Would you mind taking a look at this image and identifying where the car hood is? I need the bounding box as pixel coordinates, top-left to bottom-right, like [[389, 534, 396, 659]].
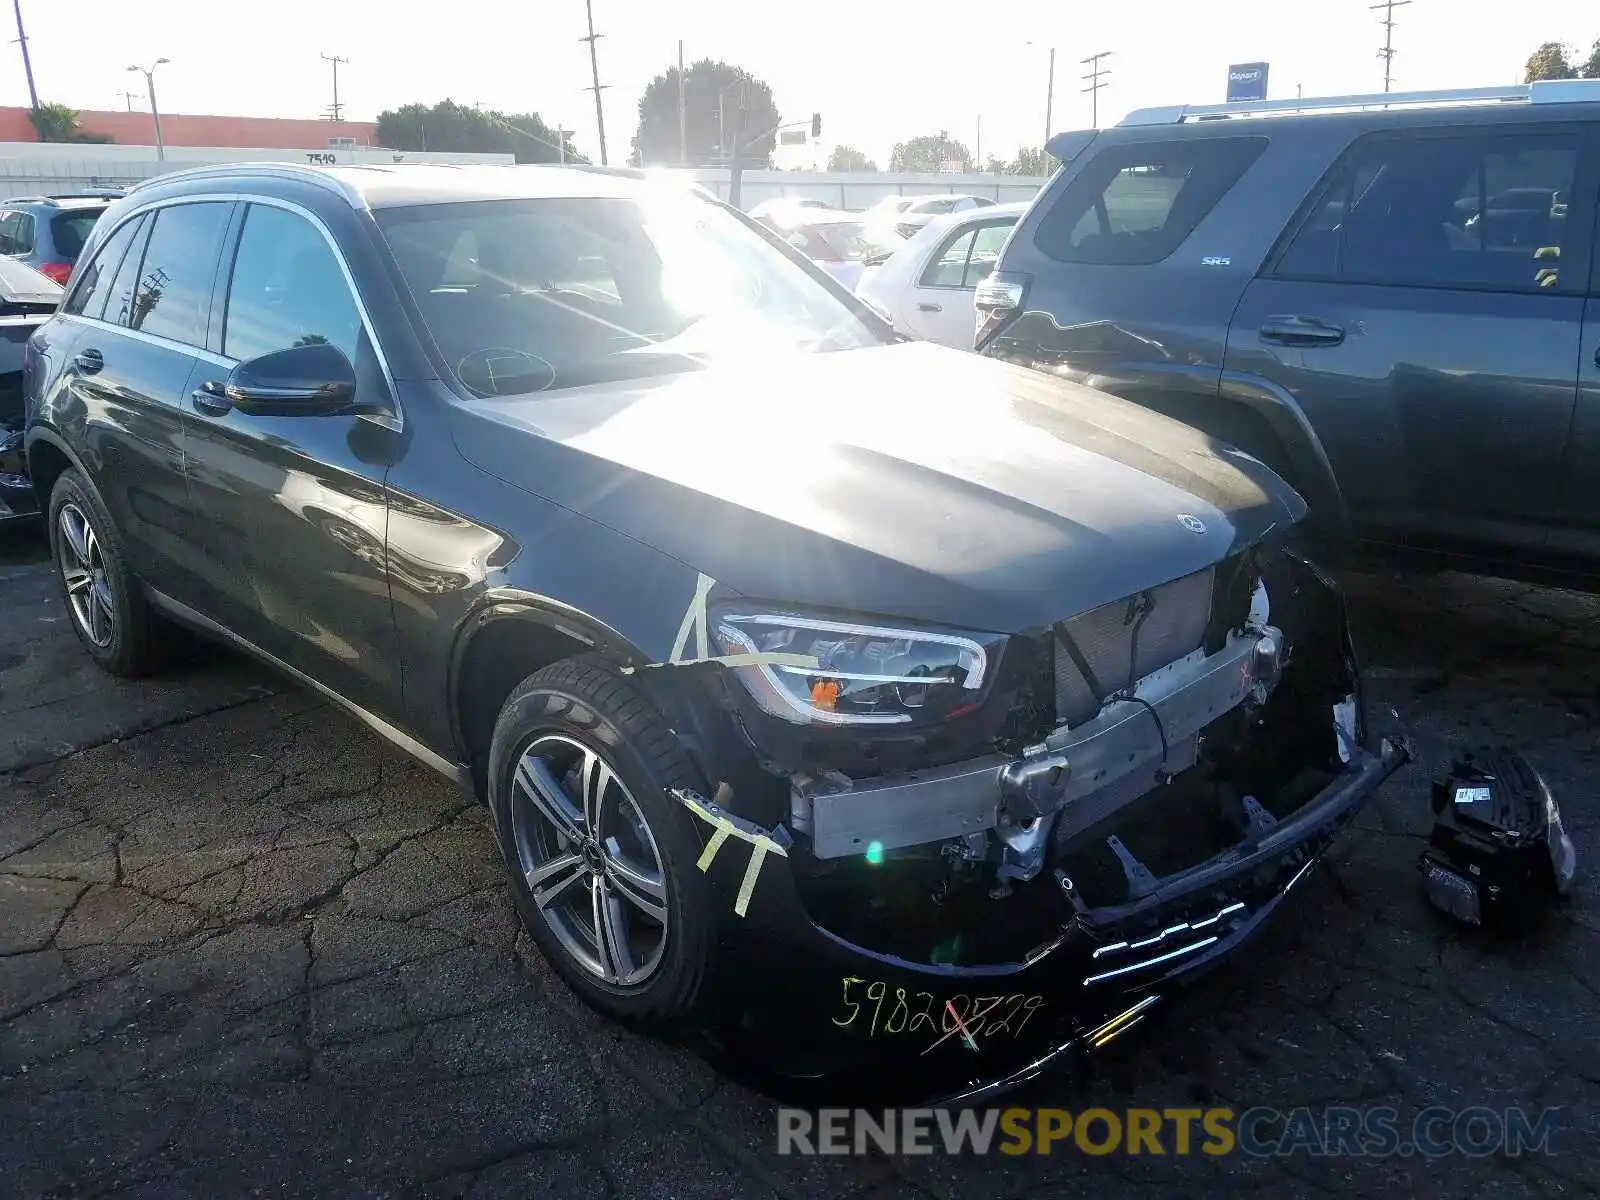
[[451, 341, 1305, 633]]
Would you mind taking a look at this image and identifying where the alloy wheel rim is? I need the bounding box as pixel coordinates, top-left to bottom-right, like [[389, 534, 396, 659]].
[[510, 733, 670, 987], [57, 502, 114, 648]]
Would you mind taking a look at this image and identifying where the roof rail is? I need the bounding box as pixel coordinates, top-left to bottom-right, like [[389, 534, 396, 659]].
[[1119, 79, 1600, 126], [127, 162, 368, 209]]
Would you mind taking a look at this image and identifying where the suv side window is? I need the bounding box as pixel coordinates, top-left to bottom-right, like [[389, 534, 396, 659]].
[[1034, 137, 1268, 265], [920, 221, 1014, 289], [104, 215, 155, 327], [9, 212, 34, 255], [1272, 129, 1582, 293], [0, 211, 22, 255], [62, 214, 145, 318], [126, 202, 232, 347], [222, 204, 363, 364]]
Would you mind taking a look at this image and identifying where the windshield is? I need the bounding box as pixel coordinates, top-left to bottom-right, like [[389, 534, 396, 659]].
[[378, 193, 883, 398]]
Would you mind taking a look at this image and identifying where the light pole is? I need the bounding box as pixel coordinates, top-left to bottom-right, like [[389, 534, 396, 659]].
[[1026, 42, 1057, 151], [127, 58, 169, 162]]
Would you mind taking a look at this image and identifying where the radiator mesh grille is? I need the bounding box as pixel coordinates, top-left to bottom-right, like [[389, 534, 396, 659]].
[[1053, 567, 1215, 728]]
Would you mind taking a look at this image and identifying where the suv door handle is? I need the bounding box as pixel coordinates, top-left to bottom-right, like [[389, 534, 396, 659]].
[[72, 348, 103, 374], [1260, 316, 1345, 347], [916, 302, 943, 313], [191, 380, 232, 417]]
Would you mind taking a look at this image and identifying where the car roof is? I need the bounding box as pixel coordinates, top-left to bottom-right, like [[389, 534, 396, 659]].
[[127, 162, 693, 213], [0, 195, 116, 210]]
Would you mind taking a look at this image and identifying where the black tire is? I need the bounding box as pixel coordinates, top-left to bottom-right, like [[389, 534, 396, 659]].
[[487, 656, 715, 1026], [47, 468, 175, 678]]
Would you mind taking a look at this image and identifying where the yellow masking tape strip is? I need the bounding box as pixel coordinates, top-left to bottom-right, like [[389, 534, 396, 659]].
[[734, 840, 769, 918], [696, 823, 731, 872], [676, 787, 788, 919]]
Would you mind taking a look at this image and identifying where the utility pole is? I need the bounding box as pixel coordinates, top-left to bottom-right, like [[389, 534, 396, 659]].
[[120, 90, 142, 112], [1044, 47, 1055, 148], [10, 0, 36, 111], [1081, 51, 1112, 129], [677, 40, 688, 166], [975, 114, 982, 171], [1372, 0, 1411, 93], [321, 53, 349, 121], [579, 0, 609, 165], [557, 123, 569, 163]]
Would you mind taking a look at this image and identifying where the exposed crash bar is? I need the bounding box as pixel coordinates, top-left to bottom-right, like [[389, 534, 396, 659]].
[[805, 630, 1271, 859]]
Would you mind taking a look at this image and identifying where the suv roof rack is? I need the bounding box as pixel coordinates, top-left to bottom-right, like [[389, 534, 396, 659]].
[[126, 162, 368, 209], [1120, 79, 1600, 126]]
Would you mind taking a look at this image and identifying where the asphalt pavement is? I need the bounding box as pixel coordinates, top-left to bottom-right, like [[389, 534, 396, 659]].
[[0, 517, 1596, 1199]]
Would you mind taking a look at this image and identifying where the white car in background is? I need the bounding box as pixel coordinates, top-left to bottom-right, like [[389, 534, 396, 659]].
[[766, 210, 899, 292], [886, 193, 998, 240], [855, 202, 1026, 349]]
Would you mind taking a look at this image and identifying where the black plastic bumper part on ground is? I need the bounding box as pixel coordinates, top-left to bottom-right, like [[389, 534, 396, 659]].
[[698, 734, 1413, 1106]]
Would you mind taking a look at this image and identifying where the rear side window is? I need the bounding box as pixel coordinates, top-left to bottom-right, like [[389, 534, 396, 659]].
[[62, 214, 144, 318], [920, 220, 1016, 288], [49, 209, 104, 263], [1034, 137, 1267, 265], [126, 202, 232, 347], [1271, 129, 1582, 293], [0, 211, 29, 255]]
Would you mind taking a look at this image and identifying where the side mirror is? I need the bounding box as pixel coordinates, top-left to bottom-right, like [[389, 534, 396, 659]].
[[223, 342, 358, 417]]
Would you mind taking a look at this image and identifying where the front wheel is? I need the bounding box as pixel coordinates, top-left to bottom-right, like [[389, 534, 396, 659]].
[[487, 658, 716, 1026]]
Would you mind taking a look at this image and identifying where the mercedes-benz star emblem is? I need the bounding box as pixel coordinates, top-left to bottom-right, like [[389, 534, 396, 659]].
[[1177, 514, 1208, 535]]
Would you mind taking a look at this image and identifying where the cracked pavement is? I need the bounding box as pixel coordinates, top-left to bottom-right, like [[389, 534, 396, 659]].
[[0, 523, 1596, 1199]]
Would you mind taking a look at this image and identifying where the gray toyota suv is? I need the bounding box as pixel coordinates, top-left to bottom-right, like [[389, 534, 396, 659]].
[[980, 80, 1600, 587]]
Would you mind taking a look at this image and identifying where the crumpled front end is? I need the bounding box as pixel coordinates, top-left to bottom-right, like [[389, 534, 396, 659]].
[[646, 540, 1410, 1102]]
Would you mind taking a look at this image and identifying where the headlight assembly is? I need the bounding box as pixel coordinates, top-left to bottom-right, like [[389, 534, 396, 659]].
[[713, 611, 1002, 727]]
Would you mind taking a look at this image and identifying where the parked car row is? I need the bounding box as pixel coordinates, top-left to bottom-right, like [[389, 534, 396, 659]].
[[17, 157, 1403, 1103]]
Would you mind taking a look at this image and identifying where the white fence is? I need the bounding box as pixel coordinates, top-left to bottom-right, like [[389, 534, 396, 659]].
[[675, 169, 1051, 211], [0, 143, 1050, 212]]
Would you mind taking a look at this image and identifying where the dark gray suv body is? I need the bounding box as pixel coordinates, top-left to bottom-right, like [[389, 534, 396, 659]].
[[980, 81, 1600, 587]]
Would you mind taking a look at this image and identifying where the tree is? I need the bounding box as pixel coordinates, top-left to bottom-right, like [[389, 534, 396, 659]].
[[888, 134, 972, 173], [1007, 147, 1053, 176], [630, 58, 779, 168], [27, 103, 110, 144], [375, 100, 582, 164], [1581, 38, 1600, 78], [1525, 41, 1577, 82], [827, 145, 877, 172]]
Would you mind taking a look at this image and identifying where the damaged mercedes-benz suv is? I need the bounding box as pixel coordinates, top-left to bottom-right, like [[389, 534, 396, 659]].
[[25, 162, 1409, 1104]]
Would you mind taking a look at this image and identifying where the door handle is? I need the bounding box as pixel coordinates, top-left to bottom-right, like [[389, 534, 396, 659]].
[[916, 302, 943, 313], [72, 348, 103, 374], [1260, 316, 1344, 347], [190, 380, 232, 417]]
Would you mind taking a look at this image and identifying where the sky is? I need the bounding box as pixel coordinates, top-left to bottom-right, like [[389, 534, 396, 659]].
[[8, 0, 1600, 169]]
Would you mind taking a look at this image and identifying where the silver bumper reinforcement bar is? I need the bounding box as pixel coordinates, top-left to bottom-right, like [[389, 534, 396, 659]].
[[800, 629, 1272, 860]]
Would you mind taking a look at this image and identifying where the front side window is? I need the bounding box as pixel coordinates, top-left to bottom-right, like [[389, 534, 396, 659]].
[[62, 214, 143, 318], [223, 204, 362, 364], [127, 202, 232, 347], [1273, 130, 1581, 293], [377, 192, 884, 398], [104, 216, 154, 328], [1034, 136, 1267, 265]]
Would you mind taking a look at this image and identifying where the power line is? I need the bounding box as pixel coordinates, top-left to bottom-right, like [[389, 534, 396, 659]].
[[1081, 51, 1112, 129], [1372, 0, 1412, 93], [321, 53, 349, 121], [579, 0, 609, 165]]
